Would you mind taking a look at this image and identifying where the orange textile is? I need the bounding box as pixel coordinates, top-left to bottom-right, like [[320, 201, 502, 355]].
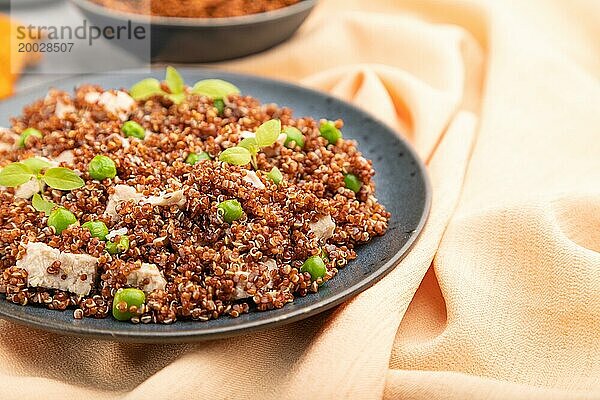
[[0, 13, 39, 99]]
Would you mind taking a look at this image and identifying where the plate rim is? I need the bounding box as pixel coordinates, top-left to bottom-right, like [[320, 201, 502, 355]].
[[0, 68, 432, 342]]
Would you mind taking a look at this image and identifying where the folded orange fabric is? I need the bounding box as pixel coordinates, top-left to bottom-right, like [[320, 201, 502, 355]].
[[0, 0, 599, 399], [0, 13, 39, 99]]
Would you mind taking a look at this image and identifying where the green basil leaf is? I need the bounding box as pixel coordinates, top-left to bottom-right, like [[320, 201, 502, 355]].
[[266, 166, 283, 184], [166, 93, 186, 105], [165, 66, 185, 94], [129, 78, 164, 101], [255, 119, 282, 148], [32, 193, 56, 216], [0, 163, 34, 187], [238, 137, 259, 155], [42, 167, 85, 191], [219, 147, 252, 166], [22, 157, 53, 175], [192, 79, 240, 99]]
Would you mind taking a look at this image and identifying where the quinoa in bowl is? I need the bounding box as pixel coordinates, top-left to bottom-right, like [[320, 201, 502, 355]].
[[89, 0, 303, 18], [0, 68, 390, 325]]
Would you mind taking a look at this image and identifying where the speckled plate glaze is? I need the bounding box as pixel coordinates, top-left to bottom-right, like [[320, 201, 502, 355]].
[[0, 69, 431, 342]]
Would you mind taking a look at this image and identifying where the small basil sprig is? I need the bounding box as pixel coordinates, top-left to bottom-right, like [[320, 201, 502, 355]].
[[165, 66, 184, 95], [129, 66, 186, 105], [255, 120, 281, 147], [22, 157, 53, 174], [218, 147, 252, 166], [129, 78, 163, 101], [164, 66, 185, 104], [266, 166, 283, 184], [193, 79, 240, 116], [43, 167, 86, 190], [129, 67, 240, 108], [0, 159, 84, 190], [192, 79, 240, 99], [219, 119, 282, 168], [238, 138, 259, 154], [0, 162, 35, 187], [0, 158, 82, 216], [32, 193, 56, 216]]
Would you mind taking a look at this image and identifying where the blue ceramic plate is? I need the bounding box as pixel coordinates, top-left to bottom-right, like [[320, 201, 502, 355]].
[[0, 69, 430, 342]]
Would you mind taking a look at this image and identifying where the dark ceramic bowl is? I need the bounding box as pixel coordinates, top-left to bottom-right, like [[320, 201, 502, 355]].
[[69, 0, 317, 63], [0, 0, 58, 6], [0, 68, 431, 342]]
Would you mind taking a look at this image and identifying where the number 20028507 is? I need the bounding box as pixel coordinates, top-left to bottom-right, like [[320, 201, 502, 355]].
[[18, 42, 74, 53]]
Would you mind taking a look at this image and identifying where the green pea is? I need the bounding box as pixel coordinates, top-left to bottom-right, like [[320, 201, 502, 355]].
[[344, 173, 362, 193], [112, 287, 145, 321], [283, 126, 305, 149], [301, 255, 327, 280], [121, 121, 145, 139], [217, 199, 243, 223], [106, 235, 130, 255], [18, 128, 43, 148], [88, 155, 117, 180], [47, 208, 77, 235], [214, 99, 225, 115], [185, 152, 211, 165], [81, 221, 109, 241], [319, 121, 342, 145]]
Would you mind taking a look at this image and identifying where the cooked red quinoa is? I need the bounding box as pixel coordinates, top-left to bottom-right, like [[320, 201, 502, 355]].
[[91, 0, 302, 18], [0, 81, 390, 324]]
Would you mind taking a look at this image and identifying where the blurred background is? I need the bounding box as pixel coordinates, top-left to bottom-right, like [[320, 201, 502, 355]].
[[3, 0, 139, 91], [1, 0, 317, 95]]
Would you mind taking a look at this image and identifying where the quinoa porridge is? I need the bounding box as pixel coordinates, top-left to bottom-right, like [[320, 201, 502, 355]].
[[0, 68, 390, 324], [90, 0, 303, 18]]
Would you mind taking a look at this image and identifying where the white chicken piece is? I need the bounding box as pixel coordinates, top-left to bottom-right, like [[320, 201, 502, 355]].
[[240, 131, 256, 139], [104, 185, 186, 220], [55, 99, 76, 118], [14, 178, 42, 199], [242, 170, 265, 189], [105, 227, 128, 241], [233, 271, 251, 300], [54, 150, 75, 165], [233, 259, 279, 300], [104, 185, 143, 220], [16, 242, 98, 296], [126, 263, 167, 293], [84, 91, 101, 104], [309, 215, 336, 242], [85, 90, 135, 121], [276, 133, 287, 146], [0, 127, 19, 151], [145, 190, 186, 207]]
